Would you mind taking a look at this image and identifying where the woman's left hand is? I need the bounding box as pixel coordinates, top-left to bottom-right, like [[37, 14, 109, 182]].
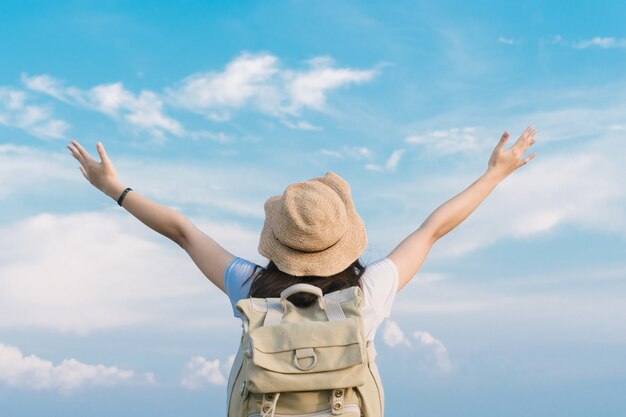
[[486, 126, 537, 180]]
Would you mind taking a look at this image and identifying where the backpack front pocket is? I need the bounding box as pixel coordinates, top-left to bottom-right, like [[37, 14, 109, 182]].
[[245, 318, 368, 393]]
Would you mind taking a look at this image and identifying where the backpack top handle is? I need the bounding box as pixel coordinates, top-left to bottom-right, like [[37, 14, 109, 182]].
[[280, 283, 326, 310]]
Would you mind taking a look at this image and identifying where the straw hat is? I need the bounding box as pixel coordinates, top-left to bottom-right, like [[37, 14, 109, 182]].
[[258, 171, 367, 277]]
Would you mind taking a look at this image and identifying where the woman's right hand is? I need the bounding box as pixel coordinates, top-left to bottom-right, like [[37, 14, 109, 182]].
[[66, 140, 122, 198]]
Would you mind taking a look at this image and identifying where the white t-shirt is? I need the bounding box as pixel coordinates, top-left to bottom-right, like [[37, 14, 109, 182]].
[[224, 257, 399, 341]]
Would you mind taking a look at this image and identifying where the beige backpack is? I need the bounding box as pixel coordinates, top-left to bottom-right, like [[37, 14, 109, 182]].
[[226, 283, 385, 417]]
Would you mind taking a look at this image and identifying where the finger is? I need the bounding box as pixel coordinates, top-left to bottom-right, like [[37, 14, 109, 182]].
[[71, 140, 93, 162], [524, 131, 537, 148], [496, 131, 510, 150], [515, 127, 534, 149], [67, 143, 86, 165], [521, 152, 536, 166], [521, 126, 533, 140], [79, 165, 88, 180], [96, 141, 111, 165]]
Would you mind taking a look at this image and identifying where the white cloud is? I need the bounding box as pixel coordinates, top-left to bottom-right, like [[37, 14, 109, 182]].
[[0, 143, 79, 199], [413, 331, 453, 373], [385, 149, 404, 170], [497, 37, 516, 45], [283, 55, 376, 114], [279, 118, 323, 131], [364, 164, 384, 172], [0, 211, 261, 334], [319, 146, 374, 161], [382, 320, 411, 348], [0, 343, 155, 394], [404, 126, 480, 154], [165, 52, 280, 120], [381, 321, 452, 373], [0, 86, 70, 139], [20, 53, 377, 136], [20, 73, 74, 102], [21, 74, 184, 139], [164, 51, 377, 123], [551, 35, 626, 49], [573, 37, 626, 49], [180, 355, 235, 389], [365, 149, 405, 172], [186, 129, 235, 143]]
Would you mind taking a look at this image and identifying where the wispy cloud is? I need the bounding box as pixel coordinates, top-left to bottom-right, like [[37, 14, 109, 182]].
[[497, 36, 517, 45], [573, 37, 626, 49], [285, 55, 377, 113], [413, 331, 453, 373], [279, 118, 323, 131], [0, 144, 78, 199], [20, 52, 377, 139], [164, 52, 280, 122], [0, 343, 156, 394], [0, 86, 70, 139], [382, 320, 453, 373], [319, 145, 374, 160], [164, 51, 378, 127], [383, 319, 412, 348], [365, 149, 405, 172], [552, 35, 626, 49], [404, 126, 480, 154], [21, 74, 184, 139], [180, 355, 235, 389]]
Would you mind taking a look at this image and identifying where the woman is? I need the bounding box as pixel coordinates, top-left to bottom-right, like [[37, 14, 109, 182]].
[[66, 126, 537, 414]]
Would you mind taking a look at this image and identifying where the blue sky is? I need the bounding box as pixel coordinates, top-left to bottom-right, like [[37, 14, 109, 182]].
[[1, 0, 626, 415]]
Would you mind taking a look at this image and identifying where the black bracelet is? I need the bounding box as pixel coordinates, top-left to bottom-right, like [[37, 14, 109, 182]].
[[117, 187, 133, 206]]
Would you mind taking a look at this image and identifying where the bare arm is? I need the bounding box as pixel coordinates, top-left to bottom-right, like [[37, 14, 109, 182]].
[[388, 126, 538, 291], [66, 140, 234, 293]]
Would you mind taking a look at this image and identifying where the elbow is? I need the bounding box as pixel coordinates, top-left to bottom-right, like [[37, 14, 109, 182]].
[[173, 226, 189, 249], [419, 223, 441, 244], [171, 218, 191, 249]]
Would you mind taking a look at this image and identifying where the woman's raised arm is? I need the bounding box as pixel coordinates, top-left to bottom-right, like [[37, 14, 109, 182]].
[[66, 140, 234, 293], [388, 126, 538, 291]]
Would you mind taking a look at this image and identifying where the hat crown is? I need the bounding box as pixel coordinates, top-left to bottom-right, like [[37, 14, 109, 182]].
[[258, 171, 367, 277], [274, 181, 348, 252]]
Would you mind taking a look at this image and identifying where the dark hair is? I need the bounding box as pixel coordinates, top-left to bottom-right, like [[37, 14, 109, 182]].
[[243, 258, 367, 308]]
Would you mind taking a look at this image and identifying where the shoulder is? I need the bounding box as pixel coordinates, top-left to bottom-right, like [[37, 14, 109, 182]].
[[224, 257, 265, 318], [224, 257, 263, 298], [361, 257, 399, 292], [225, 256, 262, 277], [360, 257, 399, 310]]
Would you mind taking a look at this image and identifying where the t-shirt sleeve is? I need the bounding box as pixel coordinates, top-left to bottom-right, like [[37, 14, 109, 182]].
[[361, 257, 399, 323], [224, 257, 261, 318]]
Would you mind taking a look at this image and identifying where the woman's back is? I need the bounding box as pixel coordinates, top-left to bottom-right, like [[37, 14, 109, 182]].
[[224, 255, 399, 341]]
